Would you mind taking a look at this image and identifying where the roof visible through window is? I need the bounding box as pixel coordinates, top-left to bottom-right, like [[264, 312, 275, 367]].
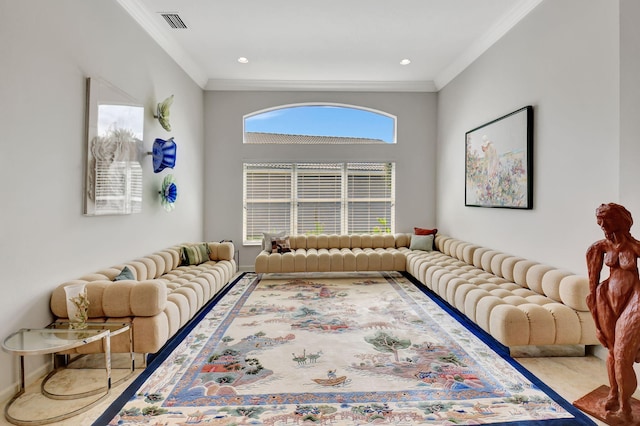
[[244, 104, 396, 144]]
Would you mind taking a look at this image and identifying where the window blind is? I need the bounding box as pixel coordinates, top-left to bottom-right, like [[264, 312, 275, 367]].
[[243, 162, 395, 244], [244, 163, 292, 242], [94, 160, 142, 215], [347, 163, 394, 233], [296, 163, 342, 235]]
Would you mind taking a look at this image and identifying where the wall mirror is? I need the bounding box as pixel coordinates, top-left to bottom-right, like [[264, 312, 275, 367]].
[[84, 77, 144, 215]]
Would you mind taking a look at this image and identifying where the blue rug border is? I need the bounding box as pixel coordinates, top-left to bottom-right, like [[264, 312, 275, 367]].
[[92, 272, 250, 426], [94, 271, 596, 426], [400, 271, 596, 426]]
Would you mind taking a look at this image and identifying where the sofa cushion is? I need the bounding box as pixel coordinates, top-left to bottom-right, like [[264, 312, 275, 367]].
[[182, 243, 209, 266], [394, 233, 411, 248], [409, 234, 434, 251], [131, 281, 168, 316], [558, 275, 590, 311], [102, 281, 136, 317], [414, 227, 437, 235], [114, 266, 135, 281], [262, 231, 286, 251], [207, 242, 234, 261], [271, 236, 291, 253]]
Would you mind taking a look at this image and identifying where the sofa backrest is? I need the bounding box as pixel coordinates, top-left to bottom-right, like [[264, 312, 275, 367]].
[[433, 234, 589, 312], [285, 234, 409, 250]]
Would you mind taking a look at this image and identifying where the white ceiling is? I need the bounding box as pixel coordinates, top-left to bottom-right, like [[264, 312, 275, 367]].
[[118, 0, 543, 91]]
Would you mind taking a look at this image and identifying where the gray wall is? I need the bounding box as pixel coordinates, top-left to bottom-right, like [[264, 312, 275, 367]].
[[620, 0, 640, 215], [436, 0, 620, 274], [204, 91, 437, 269], [0, 0, 205, 397], [2, 0, 637, 403]]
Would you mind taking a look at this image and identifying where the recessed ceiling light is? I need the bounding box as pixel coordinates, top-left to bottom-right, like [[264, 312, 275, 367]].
[[238, 57, 249, 64], [400, 59, 411, 65]]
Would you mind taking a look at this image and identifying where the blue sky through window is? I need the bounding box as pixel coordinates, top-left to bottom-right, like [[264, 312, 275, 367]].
[[244, 104, 395, 143]]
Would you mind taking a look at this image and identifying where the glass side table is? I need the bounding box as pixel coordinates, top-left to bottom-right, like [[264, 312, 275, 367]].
[[44, 321, 134, 398], [2, 321, 131, 425]]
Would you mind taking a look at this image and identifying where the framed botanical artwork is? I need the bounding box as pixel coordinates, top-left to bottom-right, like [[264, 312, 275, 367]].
[[465, 106, 533, 209]]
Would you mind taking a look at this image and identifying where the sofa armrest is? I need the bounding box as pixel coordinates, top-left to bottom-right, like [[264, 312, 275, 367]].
[[104, 280, 168, 317], [51, 280, 110, 318], [255, 250, 268, 273], [51, 280, 167, 319], [558, 275, 590, 311], [208, 241, 235, 261]]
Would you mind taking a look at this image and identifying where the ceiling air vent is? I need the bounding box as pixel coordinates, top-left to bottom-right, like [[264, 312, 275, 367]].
[[160, 13, 187, 29]]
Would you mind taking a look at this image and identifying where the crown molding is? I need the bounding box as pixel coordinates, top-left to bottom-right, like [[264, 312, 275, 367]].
[[204, 79, 437, 92], [434, 0, 544, 90], [119, 0, 540, 93], [116, 0, 208, 88]]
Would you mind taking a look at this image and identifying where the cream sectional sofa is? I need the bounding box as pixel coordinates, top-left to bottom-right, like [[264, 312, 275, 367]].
[[50, 241, 236, 355], [402, 234, 598, 349], [255, 233, 598, 349], [255, 234, 407, 273]]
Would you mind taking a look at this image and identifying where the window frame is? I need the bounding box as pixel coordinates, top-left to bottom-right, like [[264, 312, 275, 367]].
[[243, 102, 397, 144], [243, 162, 396, 245]]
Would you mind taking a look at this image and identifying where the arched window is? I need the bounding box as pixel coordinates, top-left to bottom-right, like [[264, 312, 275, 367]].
[[243, 103, 396, 144]]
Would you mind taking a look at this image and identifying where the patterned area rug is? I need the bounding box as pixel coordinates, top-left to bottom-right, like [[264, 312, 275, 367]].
[[98, 272, 594, 425]]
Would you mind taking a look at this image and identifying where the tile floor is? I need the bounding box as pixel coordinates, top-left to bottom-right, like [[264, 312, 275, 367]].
[[0, 353, 633, 425]]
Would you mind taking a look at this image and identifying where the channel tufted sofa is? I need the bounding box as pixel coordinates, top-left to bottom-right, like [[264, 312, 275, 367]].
[[255, 234, 408, 273], [50, 241, 236, 355], [255, 233, 599, 350], [401, 234, 599, 349]]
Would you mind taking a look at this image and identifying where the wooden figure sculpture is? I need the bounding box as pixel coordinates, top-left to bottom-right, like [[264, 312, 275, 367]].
[[580, 202, 640, 424]]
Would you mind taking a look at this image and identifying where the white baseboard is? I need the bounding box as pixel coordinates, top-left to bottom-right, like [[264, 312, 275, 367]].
[[0, 360, 52, 405]]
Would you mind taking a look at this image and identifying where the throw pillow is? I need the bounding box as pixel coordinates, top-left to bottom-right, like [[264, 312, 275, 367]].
[[409, 234, 434, 252], [262, 231, 286, 251], [414, 227, 438, 235], [271, 236, 291, 253], [114, 266, 135, 281], [182, 243, 210, 265]]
